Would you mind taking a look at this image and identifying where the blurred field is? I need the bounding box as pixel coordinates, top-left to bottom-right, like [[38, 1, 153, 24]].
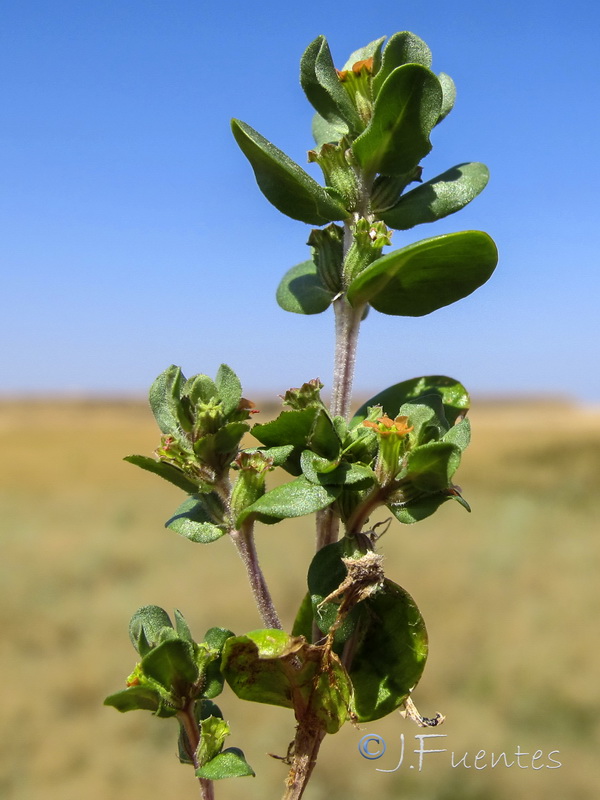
[[1, 396, 599, 800]]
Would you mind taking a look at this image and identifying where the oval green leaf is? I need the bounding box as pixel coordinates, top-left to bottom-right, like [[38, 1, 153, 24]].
[[341, 36, 385, 71], [231, 119, 348, 225], [350, 579, 428, 722], [149, 365, 188, 436], [104, 686, 162, 714], [166, 496, 227, 543], [215, 363, 242, 415], [129, 605, 173, 654], [372, 32, 432, 96], [300, 36, 359, 133], [141, 639, 199, 693], [380, 163, 490, 230], [276, 260, 334, 315], [436, 72, 456, 123], [124, 454, 199, 494], [196, 748, 255, 780], [352, 64, 442, 177], [346, 230, 498, 316], [237, 475, 340, 525], [404, 441, 462, 493]]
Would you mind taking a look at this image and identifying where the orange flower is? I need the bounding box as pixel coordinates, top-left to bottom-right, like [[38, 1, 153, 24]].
[[336, 57, 374, 81], [363, 414, 413, 437]]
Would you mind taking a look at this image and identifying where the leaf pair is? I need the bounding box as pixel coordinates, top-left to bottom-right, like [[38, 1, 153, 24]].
[[278, 229, 497, 317]]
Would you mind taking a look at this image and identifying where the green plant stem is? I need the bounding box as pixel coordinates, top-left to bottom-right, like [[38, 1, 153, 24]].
[[178, 703, 214, 800], [230, 522, 282, 629]]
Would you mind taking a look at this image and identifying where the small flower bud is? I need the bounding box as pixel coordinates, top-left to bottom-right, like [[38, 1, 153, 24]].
[[342, 219, 392, 285], [281, 379, 325, 410], [308, 143, 360, 211]]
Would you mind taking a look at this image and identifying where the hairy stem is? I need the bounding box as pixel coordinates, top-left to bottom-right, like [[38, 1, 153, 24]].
[[329, 296, 364, 421], [230, 522, 283, 629], [178, 703, 214, 800]]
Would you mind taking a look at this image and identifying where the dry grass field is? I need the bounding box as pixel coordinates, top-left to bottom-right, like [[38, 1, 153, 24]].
[[1, 396, 599, 800]]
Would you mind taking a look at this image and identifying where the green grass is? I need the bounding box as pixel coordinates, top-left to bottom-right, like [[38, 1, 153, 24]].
[[1, 398, 599, 800]]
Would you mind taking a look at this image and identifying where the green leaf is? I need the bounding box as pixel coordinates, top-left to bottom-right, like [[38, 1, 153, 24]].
[[222, 629, 351, 733], [291, 592, 314, 639], [301, 450, 376, 488], [173, 609, 194, 643], [251, 445, 295, 467], [342, 36, 385, 71], [436, 72, 456, 123], [149, 365, 187, 437], [129, 605, 173, 654], [212, 421, 250, 455], [380, 163, 490, 229], [373, 31, 431, 97], [202, 627, 235, 699], [196, 747, 255, 780], [197, 715, 230, 766], [141, 639, 199, 694], [276, 260, 334, 315], [372, 32, 432, 96], [308, 408, 342, 460], [182, 373, 217, 406], [404, 441, 461, 492], [238, 475, 340, 525], [346, 230, 498, 316], [178, 699, 224, 765], [252, 407, 321, 475], [104, 686, 162, 714], [300, 36, 359, 133], [352, 64, 442, 177], [215, 364, 242, 415], [203, 626, 236, 652], [388, 493, 452, 524], [231, 119, 348, 225], [222, 629, 304, 710], [350, 579, 428, 721], [396, 400, 447, 451], [352, 375, 470, 427], [443, 417, 471, 451], [311, 112, 348, 147], [166, 495, 227, 543], [124, 454, 199, 494]]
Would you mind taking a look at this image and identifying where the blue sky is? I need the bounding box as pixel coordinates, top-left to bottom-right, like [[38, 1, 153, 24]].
[[2, 0, 599, 402]]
